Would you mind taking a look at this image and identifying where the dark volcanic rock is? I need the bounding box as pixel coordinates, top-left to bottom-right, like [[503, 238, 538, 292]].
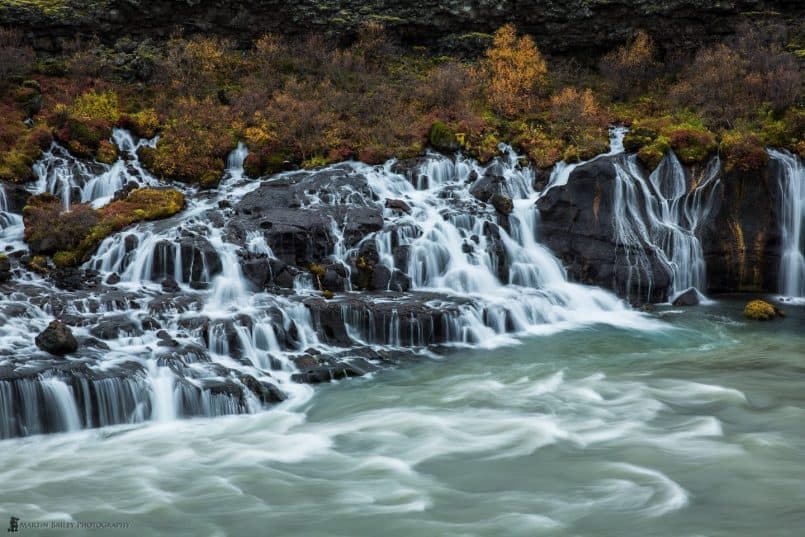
[[227, 168, 383, 266], [491, 193, 513, 215], [700, 159, 783, 294], [0, 255, 10, 283], [537, 156, 671, 303], [35, 320, 78, 356], [671, 287, 700, 307], [4, 0, 798, 61], [90, 316, 144, 340], [469, 167, 508, 202], [385, 198, 412, 214], [239, 374, 286, 404], [161, 277, 180, 293]]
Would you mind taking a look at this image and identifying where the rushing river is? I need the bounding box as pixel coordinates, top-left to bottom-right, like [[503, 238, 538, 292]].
[[1, 298, 803, 536]]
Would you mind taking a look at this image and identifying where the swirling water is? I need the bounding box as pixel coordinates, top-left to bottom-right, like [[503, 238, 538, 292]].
[[0, 300, 803, 536]]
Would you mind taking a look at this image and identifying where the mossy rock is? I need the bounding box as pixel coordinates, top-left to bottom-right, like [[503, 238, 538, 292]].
[[623, 126, 658, 152], [666, 125, 716, 165], [429, 121, 460, 154], [136, 145, 156, 170], [26, 188, 185, 267], [636, 135, 670, 170], [720, 131, 768, 173], [743, 299, 783, 320]]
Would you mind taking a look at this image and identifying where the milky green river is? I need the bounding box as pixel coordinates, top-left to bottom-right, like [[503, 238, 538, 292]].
[[2, 298, 804, 536]]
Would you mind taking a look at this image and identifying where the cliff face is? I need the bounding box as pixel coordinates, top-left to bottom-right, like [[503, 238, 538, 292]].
[[3, 0, 803, 55]]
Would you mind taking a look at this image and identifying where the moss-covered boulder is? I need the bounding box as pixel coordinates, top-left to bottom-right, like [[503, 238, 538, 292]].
[[743, 299, 783, 321], [429, 121, 460, 154], [23, 188, 185, 268], [23, 193, 100, 255]]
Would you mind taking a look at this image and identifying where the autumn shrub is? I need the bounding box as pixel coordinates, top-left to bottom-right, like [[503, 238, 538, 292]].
[[514, 124, 564, 169], [146, 97, 237, 187], [0, 28, 34, 94], [116, 108, 160, 139], [759, 107, 805, 155], [0, 112, 52, 183], [720, 130, 768, 172], [671, 28, 802, 128], [156, 35, 242, 100], [549, 87, 611, 159], [599, 31, 659, 100], [49, 90, 121, 158], [481, 24, 547, 118]]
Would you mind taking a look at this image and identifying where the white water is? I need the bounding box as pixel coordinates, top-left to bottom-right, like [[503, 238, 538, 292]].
[[609, 151, 721, 302], [32, 129, 159, 210], [769, 149, 805, 299], [0, 129, 666, 440]]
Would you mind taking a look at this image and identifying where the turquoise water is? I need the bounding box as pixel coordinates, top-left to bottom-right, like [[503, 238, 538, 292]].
[[2, 299, 804, 536]]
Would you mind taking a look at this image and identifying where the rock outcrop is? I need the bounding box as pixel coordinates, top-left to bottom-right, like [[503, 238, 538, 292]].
[[537, 152, 788, 303], [537, 156, 672, 303], [3, 0, 801, 58]]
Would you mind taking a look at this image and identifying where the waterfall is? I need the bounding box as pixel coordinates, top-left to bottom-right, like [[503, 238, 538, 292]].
[[769, 149, 805, 299], [0, 132, 664, 440], [32, 128, 159, 210], [609, 152, 721, 303], [0, 184, 24, 251]]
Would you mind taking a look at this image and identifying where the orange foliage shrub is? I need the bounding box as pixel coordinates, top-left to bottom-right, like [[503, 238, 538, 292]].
[[482, 24, 547, 118]]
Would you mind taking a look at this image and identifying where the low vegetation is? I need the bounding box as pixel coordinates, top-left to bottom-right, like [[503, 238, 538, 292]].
[[23, 188, 185, 267], [0, 19, 801, 188]]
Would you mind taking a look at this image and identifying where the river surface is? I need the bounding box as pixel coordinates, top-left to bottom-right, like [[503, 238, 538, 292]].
[[1, 298, 803, 536]]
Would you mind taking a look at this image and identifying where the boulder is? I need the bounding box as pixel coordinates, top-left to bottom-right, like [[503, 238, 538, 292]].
[[671, 288, 700, 307], [743, 300, 783, 321], [385, 198, 412, 214], [537, 156, 672, 303], [161, 277, 180, 293], [490, 193, 513, 215], [35, 320, 78, 355], [0, 255, 10, 282], [469, 167, 507, 202]]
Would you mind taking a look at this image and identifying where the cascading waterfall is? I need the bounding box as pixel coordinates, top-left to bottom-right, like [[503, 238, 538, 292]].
[[0, 184, 24, 251], [608, 151, 721, 302], [33, 128, 158, 209], [769, 149, 805, 299], [0, 129, 663, 440]]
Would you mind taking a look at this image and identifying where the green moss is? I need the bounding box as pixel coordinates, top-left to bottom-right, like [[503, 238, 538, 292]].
[[637, 135, 670, 170], [26, 188, 185, 267], [720, 130, 768, 172], [309, 263, 326, 279], [666, 123, 717, 165], [302, 155, 331, 169], [428, 121, 460, 154]]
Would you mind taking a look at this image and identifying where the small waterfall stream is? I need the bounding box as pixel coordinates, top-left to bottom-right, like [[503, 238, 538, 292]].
[[608, 151, 721, 303], [769, 149, 805, 299]]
